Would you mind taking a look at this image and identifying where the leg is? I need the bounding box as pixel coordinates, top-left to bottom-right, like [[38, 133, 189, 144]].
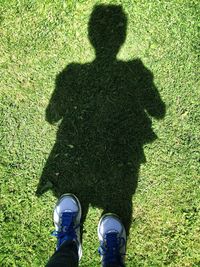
[[98, 214, 127, 267], [46, 194, 82, 267], [46, 240, 78, 267]]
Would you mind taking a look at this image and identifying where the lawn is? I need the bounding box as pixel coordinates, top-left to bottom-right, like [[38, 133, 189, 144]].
[[0, 0, 199, 266]]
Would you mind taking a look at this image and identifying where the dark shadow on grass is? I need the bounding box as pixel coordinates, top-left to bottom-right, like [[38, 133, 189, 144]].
[[36, 4, 165, 236]]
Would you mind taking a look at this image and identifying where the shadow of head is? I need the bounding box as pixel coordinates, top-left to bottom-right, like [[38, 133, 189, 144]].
[[88, 5, 127, 58]]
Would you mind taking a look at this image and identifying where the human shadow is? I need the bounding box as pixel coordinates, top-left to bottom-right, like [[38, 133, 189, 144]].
[[36, 4, 165, 236]]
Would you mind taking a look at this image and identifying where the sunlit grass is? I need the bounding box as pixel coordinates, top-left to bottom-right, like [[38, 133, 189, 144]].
[[0, 1, 199, 266]]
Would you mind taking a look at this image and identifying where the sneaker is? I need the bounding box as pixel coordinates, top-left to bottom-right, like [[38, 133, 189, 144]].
[[98, 213, 126, 267], [52, 193, 82, 259]]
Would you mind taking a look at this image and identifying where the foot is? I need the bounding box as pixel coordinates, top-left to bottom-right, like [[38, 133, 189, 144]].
[[98, 213, 126, 267], [52, 193, 82, 259]]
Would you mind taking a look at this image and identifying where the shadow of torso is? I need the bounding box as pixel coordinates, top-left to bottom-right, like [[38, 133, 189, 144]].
[[37, 58, 165, 234]]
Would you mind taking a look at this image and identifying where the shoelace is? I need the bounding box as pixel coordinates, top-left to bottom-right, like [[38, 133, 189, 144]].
[[98, 232, 126, 266], [52, 211, 79, 249]]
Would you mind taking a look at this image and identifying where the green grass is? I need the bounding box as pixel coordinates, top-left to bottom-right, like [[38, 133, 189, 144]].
[[0, 1, 199, 266]]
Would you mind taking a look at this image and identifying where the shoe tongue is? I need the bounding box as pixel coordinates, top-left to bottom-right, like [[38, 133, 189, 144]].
[[106, 231, 118, 246], [61, 211, 74, 231], [105, 232, 119, 263]]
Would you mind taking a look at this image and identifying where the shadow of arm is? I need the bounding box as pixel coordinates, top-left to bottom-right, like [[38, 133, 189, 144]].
[[142, 67, 166, 120], [46, 66, 74, 124]]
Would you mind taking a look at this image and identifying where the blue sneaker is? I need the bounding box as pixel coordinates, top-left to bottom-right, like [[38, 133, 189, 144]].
[[98, 214, 126, 267], [52, 193, 82, 259]]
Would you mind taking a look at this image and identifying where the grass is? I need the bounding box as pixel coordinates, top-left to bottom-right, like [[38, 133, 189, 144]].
[[0, 0, 199, 266]]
